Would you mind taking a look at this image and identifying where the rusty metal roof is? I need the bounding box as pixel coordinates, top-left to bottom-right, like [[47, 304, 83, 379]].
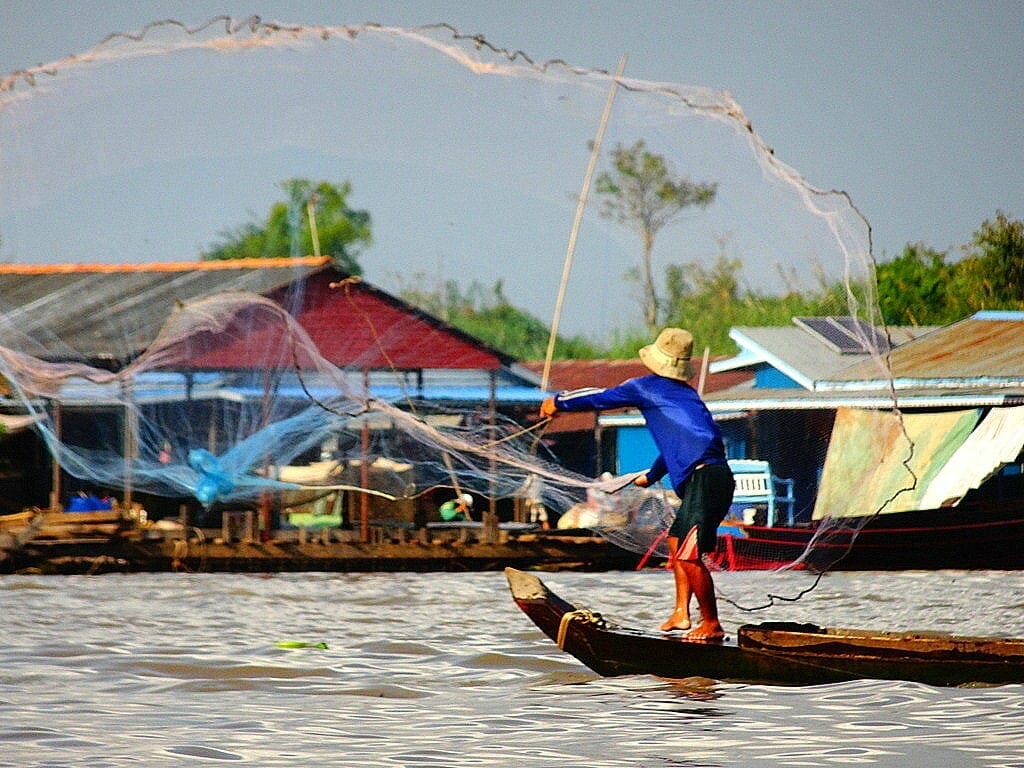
[[0, 258, 326, 362], [825, 311, 1024, 388]]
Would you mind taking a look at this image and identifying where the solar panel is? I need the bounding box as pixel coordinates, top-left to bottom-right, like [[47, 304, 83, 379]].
[[833, 316, 891, 352], [793, 317, 891, 354]]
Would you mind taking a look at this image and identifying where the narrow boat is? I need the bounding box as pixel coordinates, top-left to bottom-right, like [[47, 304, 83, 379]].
[[505, 567, 1024, 687]]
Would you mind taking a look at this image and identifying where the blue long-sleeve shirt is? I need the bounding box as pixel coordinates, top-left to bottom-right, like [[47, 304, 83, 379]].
[[553, 374, 726, 491]]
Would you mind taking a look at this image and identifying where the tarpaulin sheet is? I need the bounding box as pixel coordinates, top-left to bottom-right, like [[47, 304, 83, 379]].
[[813, 407, 980, 520], [919, 405, 1024, 508]]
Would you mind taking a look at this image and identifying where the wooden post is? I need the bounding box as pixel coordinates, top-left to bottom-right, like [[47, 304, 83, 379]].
[[697, 346, 711, 395], [50, 399, 62, 509], [360, 370, 370, 543], [122, 379, 135, 510], [482, 371, 499, 545]]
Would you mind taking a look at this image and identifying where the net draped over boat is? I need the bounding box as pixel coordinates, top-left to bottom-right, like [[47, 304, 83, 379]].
[[0, 19, 908, 580]]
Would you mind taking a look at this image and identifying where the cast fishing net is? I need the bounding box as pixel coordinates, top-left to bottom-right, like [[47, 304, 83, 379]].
[[0, 290, 595, 513], [0, 19, 909, 583]]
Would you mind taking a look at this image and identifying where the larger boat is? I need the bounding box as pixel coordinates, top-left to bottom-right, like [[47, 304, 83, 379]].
[[712, 498, 1024, 572]]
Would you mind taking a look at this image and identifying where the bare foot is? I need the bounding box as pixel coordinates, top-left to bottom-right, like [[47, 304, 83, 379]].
[[660, 611, 691, 632], [685, 622, 725, 642]]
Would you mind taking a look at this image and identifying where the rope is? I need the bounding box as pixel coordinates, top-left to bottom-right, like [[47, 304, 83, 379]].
[[482, 415, 552, 448], [556, 608, 605, 649]]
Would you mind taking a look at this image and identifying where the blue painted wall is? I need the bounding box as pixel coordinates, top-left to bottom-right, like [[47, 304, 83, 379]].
[[754, 365, 800, 389]]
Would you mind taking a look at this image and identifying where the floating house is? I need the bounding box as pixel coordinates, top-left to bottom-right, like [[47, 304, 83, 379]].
[[0, 258, 547, 521], [701, 313, 1024, 524]]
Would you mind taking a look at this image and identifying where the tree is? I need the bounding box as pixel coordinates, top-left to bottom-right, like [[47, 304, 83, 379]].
[[202, 179, 372, 275], [594, 140, 717, 330], [874, 212, 1024, 325], [959, 210, 1024, 307], [874, 244, 959, 325]]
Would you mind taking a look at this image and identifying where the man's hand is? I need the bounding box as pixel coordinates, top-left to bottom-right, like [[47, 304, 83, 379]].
[[540, 396, 558, 419], [634, 474, 651, 488]]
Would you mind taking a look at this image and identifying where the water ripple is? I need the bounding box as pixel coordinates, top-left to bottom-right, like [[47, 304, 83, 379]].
[[4, 571, 1024, 766]]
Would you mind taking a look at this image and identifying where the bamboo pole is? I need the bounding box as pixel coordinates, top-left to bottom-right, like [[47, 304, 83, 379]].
[[541, 54, 627, 391], [307, 196, 321, 258], [697, 346, 711, 395]]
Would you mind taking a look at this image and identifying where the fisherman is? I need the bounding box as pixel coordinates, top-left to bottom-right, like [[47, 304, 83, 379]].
[[439, 492, 474, 522], [540, 327, 734, 641]]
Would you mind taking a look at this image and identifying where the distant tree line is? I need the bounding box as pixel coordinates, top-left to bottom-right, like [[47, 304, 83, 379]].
[[201, 174, 1022, 361], [395, 210, 1023, 360]]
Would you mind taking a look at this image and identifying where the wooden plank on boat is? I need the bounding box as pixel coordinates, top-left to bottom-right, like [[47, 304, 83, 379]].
[[739, 622, 1024, 661], [0, 509, 37, 533]]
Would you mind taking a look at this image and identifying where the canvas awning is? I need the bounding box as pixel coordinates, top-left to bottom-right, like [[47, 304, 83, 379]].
[[919, 405, 1024, 508], [813, 407, 981, 520]]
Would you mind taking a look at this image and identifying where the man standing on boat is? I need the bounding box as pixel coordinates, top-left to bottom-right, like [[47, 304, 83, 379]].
[[540, 327, 734, 641]]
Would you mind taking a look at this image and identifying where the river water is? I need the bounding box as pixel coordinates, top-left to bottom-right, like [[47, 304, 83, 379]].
[[2, 568, 1023, 767]]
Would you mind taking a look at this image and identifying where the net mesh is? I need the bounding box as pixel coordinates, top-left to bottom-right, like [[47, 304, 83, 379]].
[[0, 19, 911, 589]]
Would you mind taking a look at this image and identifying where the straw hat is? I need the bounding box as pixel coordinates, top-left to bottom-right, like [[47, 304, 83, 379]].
[[638, 328, 694, 381]]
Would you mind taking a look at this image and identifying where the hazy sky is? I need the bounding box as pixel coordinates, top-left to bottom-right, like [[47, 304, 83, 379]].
[[2, 1, 1021, 339]]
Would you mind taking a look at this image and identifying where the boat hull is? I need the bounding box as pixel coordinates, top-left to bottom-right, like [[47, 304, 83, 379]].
[[505, 567, 1024, 687], [712, 499, 1024, 571]]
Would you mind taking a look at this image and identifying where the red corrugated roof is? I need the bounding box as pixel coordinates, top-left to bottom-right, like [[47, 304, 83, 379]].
[[284, 274, 506, 370], [186, 270, 507, 371]]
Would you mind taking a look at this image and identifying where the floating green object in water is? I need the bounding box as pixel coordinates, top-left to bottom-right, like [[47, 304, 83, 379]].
[[275, 640, 328, 649]]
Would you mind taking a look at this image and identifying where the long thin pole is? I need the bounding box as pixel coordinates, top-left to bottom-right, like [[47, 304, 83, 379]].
[[306, 196, 321, 258], [122, 380, 135, 510], [541, 54, 627, 391], [50, 400, 62, 509], [697, 346, 711, 395]]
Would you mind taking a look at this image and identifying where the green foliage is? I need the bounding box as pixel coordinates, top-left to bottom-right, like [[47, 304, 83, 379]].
[[648, 211, 1024, 355], [875, 244, 960, 325], [395, 211, 1024, 361], [961, 210, 1024, 307], [653, 254, 852, 355], [396, 275, 599, 360], [875, 211, 1024, 324], [196, 177, 1019, 362], [595, 140, 717, 234], [202, 179, 372, 275]]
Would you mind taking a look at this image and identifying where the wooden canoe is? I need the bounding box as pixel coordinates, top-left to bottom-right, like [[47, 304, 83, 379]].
[[504, 567, 1024, 687]]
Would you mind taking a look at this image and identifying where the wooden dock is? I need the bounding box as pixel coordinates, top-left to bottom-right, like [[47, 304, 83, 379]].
[[0, 508, 636, 575]]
